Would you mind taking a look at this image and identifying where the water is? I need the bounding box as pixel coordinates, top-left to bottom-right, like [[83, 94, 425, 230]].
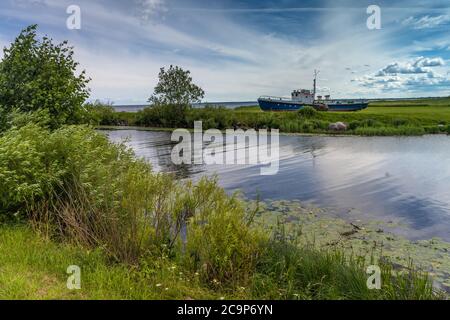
[[113, 101, 257, 112], [105, 129, 450, 241]]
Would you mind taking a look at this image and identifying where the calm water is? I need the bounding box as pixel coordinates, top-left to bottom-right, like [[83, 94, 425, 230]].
[[105, 129, 450, 241]]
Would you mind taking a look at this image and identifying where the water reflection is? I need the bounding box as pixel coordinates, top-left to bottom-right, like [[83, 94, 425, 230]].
[[105, 130, 450, 241]]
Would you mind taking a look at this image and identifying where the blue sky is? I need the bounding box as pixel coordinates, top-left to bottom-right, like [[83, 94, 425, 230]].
[[0, 0, 449, 104]]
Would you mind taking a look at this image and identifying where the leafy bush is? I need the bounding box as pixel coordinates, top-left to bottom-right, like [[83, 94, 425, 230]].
[[0, 25, 90, 130], [0, 124, 60, 219], [298, 106, 318, 118], [82, 101, 121, 126], [183, 178, 266, 287], [136, 104, 189, 128]]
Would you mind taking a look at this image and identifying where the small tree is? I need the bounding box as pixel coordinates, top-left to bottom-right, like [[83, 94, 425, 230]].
[[149, 65, 205, 106], [0, 25, 90, 129]]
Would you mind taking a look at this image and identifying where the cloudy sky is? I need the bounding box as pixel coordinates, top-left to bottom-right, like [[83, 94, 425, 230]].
[[0, 0, 449, 104]]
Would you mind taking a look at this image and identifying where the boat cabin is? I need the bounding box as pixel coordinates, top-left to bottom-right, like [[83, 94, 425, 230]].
[[291, 89, 314, 104]]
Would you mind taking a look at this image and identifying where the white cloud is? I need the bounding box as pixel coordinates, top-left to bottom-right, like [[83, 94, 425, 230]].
[[137, 0, 168, 21], [402, 15, 450, 29], [375, 56, 445, 76], [354, 57, 449, 92]]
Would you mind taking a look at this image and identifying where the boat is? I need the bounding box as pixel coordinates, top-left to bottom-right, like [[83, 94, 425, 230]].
[[258, 70, 369, 112]]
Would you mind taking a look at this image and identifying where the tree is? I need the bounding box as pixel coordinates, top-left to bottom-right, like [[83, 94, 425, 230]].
[[0, 25, 90, 129], [149, 65, 205, 106]]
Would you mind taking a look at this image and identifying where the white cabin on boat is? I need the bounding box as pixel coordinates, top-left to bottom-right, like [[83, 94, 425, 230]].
[[291, 89, 314, 104]]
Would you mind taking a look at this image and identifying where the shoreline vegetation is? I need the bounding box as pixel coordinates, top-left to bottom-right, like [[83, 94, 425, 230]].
[[87, 98, 450, 137], [0, 26, 448, 300]]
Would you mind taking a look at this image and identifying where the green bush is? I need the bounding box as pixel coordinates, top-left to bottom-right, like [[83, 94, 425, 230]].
[[298, 106, 318, 118], [0, 123, 60, 219], [136, 104, 189, 128], [0, 25, 90, 130], [183, 178, 266, 287], [83, 102, 121, 126]]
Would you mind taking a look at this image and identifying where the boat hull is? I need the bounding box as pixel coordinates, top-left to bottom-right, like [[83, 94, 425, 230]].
[[258, 98, 304, 111], [327, 102, 369, 112]]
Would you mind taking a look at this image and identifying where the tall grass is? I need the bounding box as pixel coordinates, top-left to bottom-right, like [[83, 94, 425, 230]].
[[0, 116, 444, 299]]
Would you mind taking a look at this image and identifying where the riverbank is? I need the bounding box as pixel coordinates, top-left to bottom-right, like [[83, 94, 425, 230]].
[[90, 98, 450, 136], [0, 123, 444, 300], [253, 199, 450, 294], [2, 201, 449, 299]]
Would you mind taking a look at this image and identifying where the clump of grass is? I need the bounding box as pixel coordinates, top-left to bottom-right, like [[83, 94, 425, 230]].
[[354, 126, 425, 136], [182, 178, 266, 287], [250, 223, 439, 300], [298, 106, 318, 118]]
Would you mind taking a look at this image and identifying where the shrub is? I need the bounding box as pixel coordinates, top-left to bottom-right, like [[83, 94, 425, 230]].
[[0, 25, 90, 130], [83, 101, 121, 126], [0, 124, 59, 219], [184, 178, 266, 287], [136, 104, 189, 128], [298, 106, 318, 118]]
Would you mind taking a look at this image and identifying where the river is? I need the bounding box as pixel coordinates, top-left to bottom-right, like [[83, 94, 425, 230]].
[[105, 129, 450, 242]]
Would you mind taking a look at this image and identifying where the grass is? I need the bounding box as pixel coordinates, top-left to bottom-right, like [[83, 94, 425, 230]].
[[0, 119, 444, 300], [0, 224, 441, 300], [96, 98, 450, 136], [0, 224, 217, 300]]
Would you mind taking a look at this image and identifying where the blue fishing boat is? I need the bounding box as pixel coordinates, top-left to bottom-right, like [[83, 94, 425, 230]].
[[322, 100, 369, 112], [258, 70, 369, 112]]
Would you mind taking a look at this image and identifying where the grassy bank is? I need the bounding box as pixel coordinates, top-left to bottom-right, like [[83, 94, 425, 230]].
[[1, 223, 441, 300], [0, 120, 443, 300], [91, 98, 450, 136]]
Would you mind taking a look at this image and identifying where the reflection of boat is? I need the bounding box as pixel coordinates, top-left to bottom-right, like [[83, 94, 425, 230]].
[[258, 70, 369, 112]]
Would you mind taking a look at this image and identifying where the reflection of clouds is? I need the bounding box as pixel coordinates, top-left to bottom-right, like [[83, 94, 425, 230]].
[[105, 130, 450, 241]]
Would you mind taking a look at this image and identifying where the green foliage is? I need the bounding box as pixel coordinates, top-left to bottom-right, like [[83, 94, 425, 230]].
[[136, 104, 188, 128], [0, 25, 90, 130], [0, 124, 60, 219], [183, 178, 265, 286], [251, 239, 437, 300], [149, 65, 204, 106], [82, 101, 124, 126], [298, 106, 318, 118]]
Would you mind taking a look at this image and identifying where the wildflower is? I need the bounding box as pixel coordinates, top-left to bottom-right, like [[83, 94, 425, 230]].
[[156, 283, 162, 287]]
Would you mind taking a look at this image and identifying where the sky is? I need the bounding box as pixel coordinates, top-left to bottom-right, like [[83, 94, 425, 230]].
[[0, 0, 449, 104]]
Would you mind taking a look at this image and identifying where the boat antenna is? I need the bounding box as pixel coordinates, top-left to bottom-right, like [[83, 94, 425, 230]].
[[313, 69, 320, 101]]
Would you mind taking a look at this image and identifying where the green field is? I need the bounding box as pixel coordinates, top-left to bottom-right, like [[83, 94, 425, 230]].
[[94, 98, 450, 136], [236, 98, 450, 125]]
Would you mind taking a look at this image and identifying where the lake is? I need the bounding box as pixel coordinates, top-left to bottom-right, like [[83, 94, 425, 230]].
[[105, 129, 450, 241]]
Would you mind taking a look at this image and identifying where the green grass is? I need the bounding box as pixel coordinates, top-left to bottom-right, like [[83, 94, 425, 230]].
[[0, 224, 442, 300], [0, 224, 218, 300], [99, 98, 450, 136]]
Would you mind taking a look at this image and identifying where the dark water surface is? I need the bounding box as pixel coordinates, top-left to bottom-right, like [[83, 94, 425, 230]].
[[105, 129, 450, 241]]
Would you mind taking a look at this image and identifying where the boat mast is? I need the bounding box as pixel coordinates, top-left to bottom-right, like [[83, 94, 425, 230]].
[[313, 69, 319, 101]]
